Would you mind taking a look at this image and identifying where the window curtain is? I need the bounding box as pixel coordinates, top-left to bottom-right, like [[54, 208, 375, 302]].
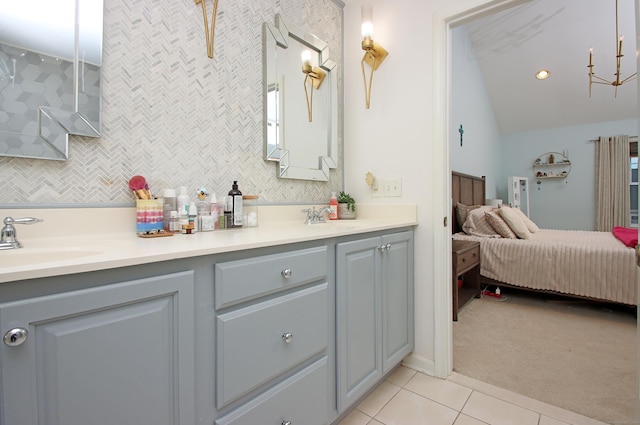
[[595, 135, 630, 230]]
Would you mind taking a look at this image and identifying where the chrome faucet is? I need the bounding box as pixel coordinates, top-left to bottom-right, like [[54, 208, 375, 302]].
[[301, 207, 331, 224], [0, 216, 43, 250]]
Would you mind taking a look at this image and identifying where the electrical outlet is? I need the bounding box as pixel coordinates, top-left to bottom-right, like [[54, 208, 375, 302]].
[[383, 178, 402, 197], [371, 183, 382, 198]]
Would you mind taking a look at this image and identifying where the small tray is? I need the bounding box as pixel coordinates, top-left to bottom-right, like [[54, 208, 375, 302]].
[[137, 231, 174, 238]]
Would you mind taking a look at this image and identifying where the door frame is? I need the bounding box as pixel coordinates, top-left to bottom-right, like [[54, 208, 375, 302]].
[[432, 0, 533, 378]]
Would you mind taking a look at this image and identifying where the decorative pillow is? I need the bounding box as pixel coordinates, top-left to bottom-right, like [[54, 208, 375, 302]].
[[455, 202, 481, 229], [499, 206, 532, 239], [485, 209, 517, 239], [511, 206, 540, 233], [462, 206, 501, 238]]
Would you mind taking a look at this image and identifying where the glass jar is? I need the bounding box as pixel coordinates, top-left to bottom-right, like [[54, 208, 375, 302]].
[[242, 195, 259, 227]]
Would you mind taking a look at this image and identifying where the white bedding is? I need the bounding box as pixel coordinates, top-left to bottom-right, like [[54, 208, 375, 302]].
[[453, 229, 638, 305]]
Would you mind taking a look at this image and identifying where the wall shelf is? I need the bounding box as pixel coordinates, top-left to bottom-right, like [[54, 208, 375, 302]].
[[533, 152, 571, 182]]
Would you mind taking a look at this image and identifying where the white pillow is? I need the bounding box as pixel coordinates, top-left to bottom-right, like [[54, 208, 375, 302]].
[[511, 207, 540, 233], [499, 206, 532, 239], [462, 206, 501, 238]]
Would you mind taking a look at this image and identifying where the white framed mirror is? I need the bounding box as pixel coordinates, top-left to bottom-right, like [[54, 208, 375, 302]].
[[263, 14, 338, 181], [0, 0, 103, 160]]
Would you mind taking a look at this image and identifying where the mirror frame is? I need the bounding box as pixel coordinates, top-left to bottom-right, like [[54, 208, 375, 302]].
[[0, 0, 103, 161], [263, 15, 338, 181]]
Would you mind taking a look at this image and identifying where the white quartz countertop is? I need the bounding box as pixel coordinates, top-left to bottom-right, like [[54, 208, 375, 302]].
[[0, 204, 417, 284]]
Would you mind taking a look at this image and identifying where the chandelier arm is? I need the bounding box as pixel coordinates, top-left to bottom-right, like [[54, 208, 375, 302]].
[[620, 73, 638, 84], [590, 75, 614, 84]]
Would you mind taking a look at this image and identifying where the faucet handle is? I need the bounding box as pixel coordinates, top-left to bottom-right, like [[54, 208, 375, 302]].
[[1, 216, 43, 249], [4, 217, 44, 226]]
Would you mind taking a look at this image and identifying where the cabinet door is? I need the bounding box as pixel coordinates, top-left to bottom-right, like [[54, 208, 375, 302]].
[[381, 231, 414, 372], [336, 236, 382, 412], [0, 271, 195, 425]]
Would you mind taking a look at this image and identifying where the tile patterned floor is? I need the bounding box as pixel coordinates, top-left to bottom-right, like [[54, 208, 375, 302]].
[[337, 366, 610, 425]]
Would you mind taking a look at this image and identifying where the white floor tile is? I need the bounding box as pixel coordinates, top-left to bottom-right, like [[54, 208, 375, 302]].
[[385, 365, 417, 387], [375, 388, 459, 425], [453, 414, 489, 425], [338, 408, 373, 425], [461, 391, 539, 425], [539, 416, 570, 425], [357, 381, 402, 417], [404, 372, 472, 411]]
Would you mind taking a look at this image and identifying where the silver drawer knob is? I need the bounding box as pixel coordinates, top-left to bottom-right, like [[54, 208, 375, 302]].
[[281, 269, 292, 279], [282, 421, 292, 425], [282, 332, 293, 343], [3, 327, 28, 347]]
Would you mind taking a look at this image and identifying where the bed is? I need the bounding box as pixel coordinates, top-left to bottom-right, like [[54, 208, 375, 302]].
[[452, 171, 638, 305]]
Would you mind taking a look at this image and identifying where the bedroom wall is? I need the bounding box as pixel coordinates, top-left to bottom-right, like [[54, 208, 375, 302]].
[[501, 118, 638, 230], [450, 26, 502, 199]]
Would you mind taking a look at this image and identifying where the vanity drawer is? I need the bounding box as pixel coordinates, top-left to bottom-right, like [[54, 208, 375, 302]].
[[216, 283, 328, 408], [455, 244, 480, 274], [214, 246, 327, 309], [215, 357, 328, 425]]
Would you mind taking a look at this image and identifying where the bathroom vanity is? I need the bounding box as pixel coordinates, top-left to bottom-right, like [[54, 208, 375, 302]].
[[0, 205, 416, 425]]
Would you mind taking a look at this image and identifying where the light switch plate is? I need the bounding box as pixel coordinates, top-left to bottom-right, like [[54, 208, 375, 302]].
[[383, 178, 402, 197]]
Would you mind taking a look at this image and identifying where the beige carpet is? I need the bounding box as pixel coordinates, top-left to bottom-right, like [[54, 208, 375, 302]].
[[453, 289, 638, 424]]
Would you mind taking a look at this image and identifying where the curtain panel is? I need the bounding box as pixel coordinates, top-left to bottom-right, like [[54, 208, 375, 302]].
[[595, 135, 631, 230]]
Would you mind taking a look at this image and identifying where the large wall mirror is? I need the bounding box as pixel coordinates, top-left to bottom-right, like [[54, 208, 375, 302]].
[[0, 0, 103, 161], [263, 15, 338, 181]]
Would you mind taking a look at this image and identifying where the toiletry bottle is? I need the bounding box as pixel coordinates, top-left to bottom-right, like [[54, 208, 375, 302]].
[[162, 188, 177, 232], [209, 193, 220, 229], [227, 181, 243, 227], [169, 211, 180, 232], [176, 186, 190, 217], [329, 192, 338, 220], [179, 205, 189, 233], [188, 202, 198, 232]]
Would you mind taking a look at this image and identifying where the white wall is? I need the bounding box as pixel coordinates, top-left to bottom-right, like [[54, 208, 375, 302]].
[[450, 25, 502, 198], [344, 0, 463, 373], [501, 119, 637, 230]]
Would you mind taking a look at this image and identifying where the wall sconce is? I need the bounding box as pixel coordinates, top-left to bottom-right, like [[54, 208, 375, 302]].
[[361, 4, 388, 109], [194, 0, 219, 58], [301, 50, 326, 122]]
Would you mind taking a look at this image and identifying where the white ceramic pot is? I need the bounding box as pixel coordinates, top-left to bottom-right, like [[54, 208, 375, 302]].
[[338, 203, 356, 219]]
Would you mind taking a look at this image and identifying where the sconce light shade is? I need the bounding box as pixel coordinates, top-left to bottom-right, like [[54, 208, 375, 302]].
[[360, 4, 387, 109]]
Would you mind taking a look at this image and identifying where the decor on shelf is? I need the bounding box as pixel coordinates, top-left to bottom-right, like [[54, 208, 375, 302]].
[[194, 0, 219, 58], [533, 151, 571, 183], [360, 4, 388, 109], [301, 50, 326, 122], [587, 0, 637, 97], [337, 191, 356, 219]]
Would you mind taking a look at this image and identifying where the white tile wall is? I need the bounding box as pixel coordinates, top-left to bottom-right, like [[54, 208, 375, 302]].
[[0, 0, 343, 205]]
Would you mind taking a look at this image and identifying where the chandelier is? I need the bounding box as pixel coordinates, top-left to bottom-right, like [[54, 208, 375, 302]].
[[587, 0, 637, 97]]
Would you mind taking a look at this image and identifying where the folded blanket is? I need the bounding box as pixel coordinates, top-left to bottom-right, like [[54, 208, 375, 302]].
[[612, 226, 638, 248]]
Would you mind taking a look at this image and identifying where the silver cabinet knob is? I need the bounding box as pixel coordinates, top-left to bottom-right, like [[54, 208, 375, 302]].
[[379, 243, 391, 252], [282, 332, 293, 343], [281, 269, 292, 279], [3, 327, 28, 347], [282, 421, 292, 425]]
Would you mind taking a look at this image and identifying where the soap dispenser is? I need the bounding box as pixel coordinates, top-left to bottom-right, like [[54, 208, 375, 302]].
[[227, 181, 243, 228], [329, 192, 338, 220]]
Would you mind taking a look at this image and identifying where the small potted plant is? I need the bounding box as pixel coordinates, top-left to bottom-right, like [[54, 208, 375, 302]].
[[337, 191, 356, 219]]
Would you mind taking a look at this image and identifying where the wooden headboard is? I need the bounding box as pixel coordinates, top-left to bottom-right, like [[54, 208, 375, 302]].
[[452, 171, 486, 233]]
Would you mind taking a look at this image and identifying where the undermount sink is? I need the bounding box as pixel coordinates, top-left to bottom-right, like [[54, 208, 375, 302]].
[[2, 248, 103, 267]]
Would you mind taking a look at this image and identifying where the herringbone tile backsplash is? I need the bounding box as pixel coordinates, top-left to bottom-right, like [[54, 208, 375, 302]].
[[0, 0, 343, 206]]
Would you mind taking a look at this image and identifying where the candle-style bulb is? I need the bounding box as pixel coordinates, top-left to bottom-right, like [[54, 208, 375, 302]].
[[361, 5, 373, 39]]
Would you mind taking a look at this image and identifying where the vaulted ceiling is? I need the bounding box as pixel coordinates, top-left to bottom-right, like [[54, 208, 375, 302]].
[[462, 0, 638, 135]]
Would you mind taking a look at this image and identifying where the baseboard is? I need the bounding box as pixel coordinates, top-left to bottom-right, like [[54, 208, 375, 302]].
[[401, 353, 438, 377]]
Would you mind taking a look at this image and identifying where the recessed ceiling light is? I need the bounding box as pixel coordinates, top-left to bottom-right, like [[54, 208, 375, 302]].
[[536, 69, 550, 80]]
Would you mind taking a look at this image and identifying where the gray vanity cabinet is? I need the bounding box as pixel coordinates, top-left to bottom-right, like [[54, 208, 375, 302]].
[[336, 230, 414, 412], [0, 271, 195, 425], [213, 246, 331, 425]]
